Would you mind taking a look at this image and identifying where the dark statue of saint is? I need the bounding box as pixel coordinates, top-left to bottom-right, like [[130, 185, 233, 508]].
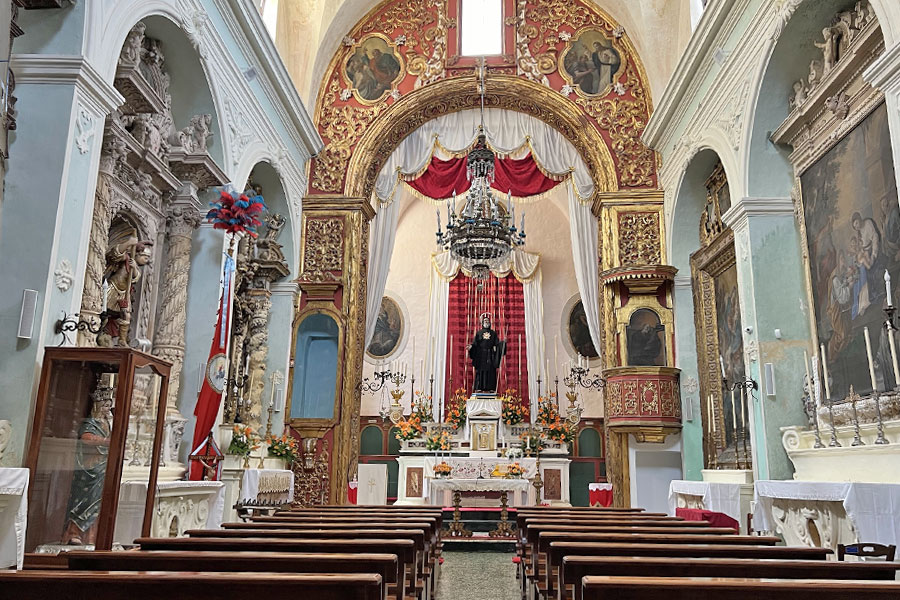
[[62, 384, 114, 546], [468, 314, 506, 393]]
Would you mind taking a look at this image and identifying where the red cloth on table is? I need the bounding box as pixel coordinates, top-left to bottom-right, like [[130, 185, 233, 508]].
[[589, 484, 613, 507], [676, 507, 739, 530], [407, 153, 562, 199], [348, 481, 358, 505]]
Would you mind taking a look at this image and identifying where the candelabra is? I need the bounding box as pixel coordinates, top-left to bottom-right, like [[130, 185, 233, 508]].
[[827, 397, 842, 447], [849, 386, 865, 447], [360, 367, 401, 394], [564, 363, 606, 390], [386, 371, 408, 425], [53, 311, 106, 345], [564, 386, 584, 426], [723, 377, 757, 469]]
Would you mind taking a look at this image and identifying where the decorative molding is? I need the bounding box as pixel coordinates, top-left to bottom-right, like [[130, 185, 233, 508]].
[[721, 196, 795, 232], [54, 259, 74, 292], [10, 54, 124, 115], [73, 106, 95, 153], [864, 38, 900, 93], [0, 420, 10, 463]]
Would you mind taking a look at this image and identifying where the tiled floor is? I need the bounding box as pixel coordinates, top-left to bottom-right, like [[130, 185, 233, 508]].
[[435, 550, 519, 600]]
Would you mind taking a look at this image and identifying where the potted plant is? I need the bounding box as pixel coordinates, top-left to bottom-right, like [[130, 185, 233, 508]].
[[506, 462, 526, 479], [227, 424, 260, 467], [433, 462, 452, 478], [425, 430, 451, 451], [266, 433, 299, 466]]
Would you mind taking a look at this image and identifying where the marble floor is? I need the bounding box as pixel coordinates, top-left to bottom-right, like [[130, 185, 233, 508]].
[[435, 550, 519, 600]]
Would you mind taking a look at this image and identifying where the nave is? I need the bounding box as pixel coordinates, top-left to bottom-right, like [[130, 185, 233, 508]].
[[4, 503, 900, 598]]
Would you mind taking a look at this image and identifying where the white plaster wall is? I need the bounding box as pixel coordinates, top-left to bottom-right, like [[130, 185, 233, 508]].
[[628, 434, 683, 513], [360, 183, 603, 418]]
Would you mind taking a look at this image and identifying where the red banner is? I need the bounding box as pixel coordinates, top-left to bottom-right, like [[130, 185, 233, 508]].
[[407, 153, 563, 199]]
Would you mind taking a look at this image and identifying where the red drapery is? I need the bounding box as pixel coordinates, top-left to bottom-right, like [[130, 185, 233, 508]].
[[407, 153, 562, 199], [445, 272, 529, 416]]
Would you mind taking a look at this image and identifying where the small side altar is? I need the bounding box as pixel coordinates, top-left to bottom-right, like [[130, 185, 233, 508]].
[[431, 477, 530, 537]]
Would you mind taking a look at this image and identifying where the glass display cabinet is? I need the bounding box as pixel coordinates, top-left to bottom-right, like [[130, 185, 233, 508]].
[[24, 347, 171, 553]]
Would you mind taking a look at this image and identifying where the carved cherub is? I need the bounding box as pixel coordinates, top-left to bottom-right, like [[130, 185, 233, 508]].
[[808, 59, 823, 88], [814, 27, 838, 72], [790, 81, 808, 110]]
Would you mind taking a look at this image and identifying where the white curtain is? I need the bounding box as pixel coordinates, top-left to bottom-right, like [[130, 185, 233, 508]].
[[425, 250, 544, 415], [365, 192, 400, 346], [567, 180, 603, 355], [365, 108, 602, 367]]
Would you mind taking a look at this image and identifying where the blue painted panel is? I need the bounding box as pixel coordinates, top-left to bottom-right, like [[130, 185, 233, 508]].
[[291, 314, 340, 419]]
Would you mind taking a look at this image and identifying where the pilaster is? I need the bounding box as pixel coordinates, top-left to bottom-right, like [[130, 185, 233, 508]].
[[865, 39, 900, 211], [722, 196, 810, 480]]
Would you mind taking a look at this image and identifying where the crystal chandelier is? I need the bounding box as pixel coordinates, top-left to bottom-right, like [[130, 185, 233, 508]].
[[435, 61, 525, 279]]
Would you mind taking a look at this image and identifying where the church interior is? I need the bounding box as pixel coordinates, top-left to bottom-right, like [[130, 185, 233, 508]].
[[3, 0, 900, 597]]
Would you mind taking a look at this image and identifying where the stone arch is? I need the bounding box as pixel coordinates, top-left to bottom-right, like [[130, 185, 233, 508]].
[[345, 74, 619, 202]]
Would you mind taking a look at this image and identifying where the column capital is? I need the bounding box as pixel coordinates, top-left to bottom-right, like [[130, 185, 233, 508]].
[[303, 195, 376, 221], [722, 196, 794, 232], [166, 202, 203, 238], [11, 54, 124, 116]]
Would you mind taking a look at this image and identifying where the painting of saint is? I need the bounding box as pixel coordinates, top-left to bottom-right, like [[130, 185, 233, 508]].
[[561, 29, 623, 96], [714, 262, 745, 449], [343, 35, 403, 103], [802, 103, 899, 398], [626, 308, 666, 366], [367, 296, 403, 359], [567, 300, 599, 359]]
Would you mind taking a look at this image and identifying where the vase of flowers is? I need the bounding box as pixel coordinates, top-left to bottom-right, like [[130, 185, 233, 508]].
[[394, 415, 424, 442], [445, 388, 468, 431], [266, 433, 299, 465], [228, 424, 260, 456], [425, 430, 452, 451], [501, 388, 528, 426], [519, 429, 545, 455], [434, 462, 452, 478], [412, 390, 434, 423], [506, 462, 526, 479]]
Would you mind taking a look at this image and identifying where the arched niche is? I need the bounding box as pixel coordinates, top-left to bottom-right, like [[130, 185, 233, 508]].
[[577, 427, 603, 458], [287, 310, 344, 426], [625, 307, 666, 366], [360, 425, 384, 455], [246, 161, 296, 276], [140, 16, 224, 167], [670, 149, 729, 274]]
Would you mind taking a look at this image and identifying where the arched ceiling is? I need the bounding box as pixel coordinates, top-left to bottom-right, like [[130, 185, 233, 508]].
[[273, 0, 693, 109]]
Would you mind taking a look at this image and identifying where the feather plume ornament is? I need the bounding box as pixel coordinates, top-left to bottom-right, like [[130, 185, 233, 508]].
[[206, 189, 267, 237]]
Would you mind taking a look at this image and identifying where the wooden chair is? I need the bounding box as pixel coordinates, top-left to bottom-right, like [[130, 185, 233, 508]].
[[838, 543, 896, 561]]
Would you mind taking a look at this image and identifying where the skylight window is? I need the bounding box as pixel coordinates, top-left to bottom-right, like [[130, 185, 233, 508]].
[[460, 0, 503, 57]]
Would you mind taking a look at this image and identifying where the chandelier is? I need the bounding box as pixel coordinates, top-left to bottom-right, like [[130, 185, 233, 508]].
[[436, 134, 525, 279]]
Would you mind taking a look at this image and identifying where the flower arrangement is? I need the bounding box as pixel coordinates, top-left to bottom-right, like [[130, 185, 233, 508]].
[[536, 396, 560, 427], [544, 419, 576, 445], [445, 388, 468, 431], [425, 430, 452, 451], [228, 424, 260, 456], [519, 429, 545, 454], [411, 390, 434, 423], [394, 413, 424, 441], [266, 433, 299, 463], [506, 462, 526, 479], [500, 388, 528, 425], [505, 446, 523, 459], [433, 462, 453, 477]]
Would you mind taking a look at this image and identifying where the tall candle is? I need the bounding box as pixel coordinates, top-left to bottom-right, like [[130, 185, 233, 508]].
[[803, 350, 812, 400], [888, 323, 900, 390], [412, 337, 416, 377], [518, 334, 522, 382], [864, 326, 878, 392], [554, 336, 559, 379], [886, 270, 893, 307], [740, 388, 747, 431], [820, 343, 832, 400], [719, 356, 726, 379], [450, 335, 454, 381], [730, 389, 737, 437], [709, 394, 716, 433]]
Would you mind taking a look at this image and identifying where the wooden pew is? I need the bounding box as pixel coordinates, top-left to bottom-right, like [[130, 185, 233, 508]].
[[185, 528, 427, 599], [66, 551, 398, 600], [562, 556, 900, 600], [136, 537, 415, 600], [0, 571, 384, 600], [580, 576, 900, 600], [516, 506, 646, 513]]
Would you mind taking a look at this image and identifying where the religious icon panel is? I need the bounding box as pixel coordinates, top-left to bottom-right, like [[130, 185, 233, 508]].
[[342, 34, 404, 104], [560, 28, 624, 97], [801, 103, 899, 399], [567, 299, 599, 359], [367, 295, 404, 360]]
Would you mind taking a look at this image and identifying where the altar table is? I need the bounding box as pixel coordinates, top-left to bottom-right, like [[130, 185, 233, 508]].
[[753, 480, 900, 549], [430, 478, 530, 537], [240, 468, 294, 504], [0, 467, 29, 569], [668, 480, 746, 526], [114, 480, 225, 544]]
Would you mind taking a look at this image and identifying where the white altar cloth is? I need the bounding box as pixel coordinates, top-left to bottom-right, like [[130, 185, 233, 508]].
[[0, 467, 29, 569], [668, 480, 743, 523], [430, 478, 531, 493], [240, 468, 294, 503], [115, 480, 225, 544], [423, 456, 537, 479], [753, 480, 900, 547]]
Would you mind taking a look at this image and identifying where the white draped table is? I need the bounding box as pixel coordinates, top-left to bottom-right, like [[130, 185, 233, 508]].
[[114, 480, 225, 544], [0, 467, 29, 569], [430, 478, 530, 537], [668, 480, 748, 529], [240, 468, 294, 504], [753, 480, 900, 550]]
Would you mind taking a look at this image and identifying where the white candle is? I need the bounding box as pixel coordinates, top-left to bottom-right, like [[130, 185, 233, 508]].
[[412, 337, 416, 377], [740, 388, 747, 431], [803, 350, 812, 399], [554, 336, 559, 379], [719, 356, 726, 379], [518, 334, 522, 383], [886, 270, 893, 307], [864, 326, 878, 392], [730, 389, 737, 437], [888, 323, 900, 390], [709, 394, 716, 433], [820, 343, 832, 400]]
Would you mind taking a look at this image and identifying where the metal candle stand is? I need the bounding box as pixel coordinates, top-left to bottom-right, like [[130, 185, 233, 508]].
[[564, 364, 607, 391], [723, 377, 757, 470]]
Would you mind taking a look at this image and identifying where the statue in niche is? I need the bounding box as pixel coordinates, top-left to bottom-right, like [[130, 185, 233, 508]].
[[62, 383, 114, 546], [98, 226, 153, 347], [468, 313, 506, 393], [173, 114, 213, 154]]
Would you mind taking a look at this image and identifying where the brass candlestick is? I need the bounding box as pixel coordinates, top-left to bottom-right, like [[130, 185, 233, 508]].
[[827, 397, 842, 447], [849, 386, 865, 446]]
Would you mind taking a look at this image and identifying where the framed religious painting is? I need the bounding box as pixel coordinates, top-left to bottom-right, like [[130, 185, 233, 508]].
[[341, 33, 405, 105], [795, 103, 899, 399], [559, 27, 625, 98], [565, 296, 600, 361], [367, 295, 406, 360]]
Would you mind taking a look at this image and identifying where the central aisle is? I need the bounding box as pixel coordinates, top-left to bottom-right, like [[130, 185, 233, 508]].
[[435, 550, 519, 600]]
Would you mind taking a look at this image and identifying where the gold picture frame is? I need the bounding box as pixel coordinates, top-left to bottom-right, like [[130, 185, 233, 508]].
[[559, 26, 626, 98], [341, 33, 406, 106]]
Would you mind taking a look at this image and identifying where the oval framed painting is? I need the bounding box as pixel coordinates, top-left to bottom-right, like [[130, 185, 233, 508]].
[[564, 295, 600, 361], [342, 33, 405, 105], [559, 27, 625, 98], [366, 295, 405, 360]]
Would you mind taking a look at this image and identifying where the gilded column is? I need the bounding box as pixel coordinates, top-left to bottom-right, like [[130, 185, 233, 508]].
[[152, 189, 202, 419]]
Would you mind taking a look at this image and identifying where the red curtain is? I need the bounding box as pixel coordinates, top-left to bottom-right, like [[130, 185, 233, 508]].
[[407, 153, 562, 199], [445, 272, 529, 415]]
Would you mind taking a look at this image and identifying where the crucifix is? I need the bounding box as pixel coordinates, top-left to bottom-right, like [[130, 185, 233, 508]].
[[188, 432, 223, 481]]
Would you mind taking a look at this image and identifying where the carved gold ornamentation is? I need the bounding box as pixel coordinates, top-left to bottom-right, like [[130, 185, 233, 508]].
[[300, 217, 344, 283], [346, 74, 618, 201], [340, 33, 407, 106], [699, 162, 729, 248], [617, 211, 661, 266]]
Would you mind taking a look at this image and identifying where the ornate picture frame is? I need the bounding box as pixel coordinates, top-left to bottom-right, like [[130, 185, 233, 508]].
[[341, 33, 405, 105], [559, 26, 625, 98], [366, 294, 406, 361]]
